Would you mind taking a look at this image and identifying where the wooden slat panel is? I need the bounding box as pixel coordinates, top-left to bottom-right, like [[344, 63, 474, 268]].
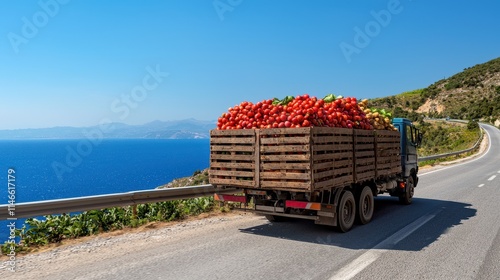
[[377, 162, 392, 169], [376, 143, 400, 148], [260, 172, 310, 180], [313, 136, 353, 143], [377, 157, 400, 163], [331, 152, 353, 159], [313, 154, 336, 161], [209, 162, 255, 169], [377, 170, 391, 176], [374, 128, 401, 179], [313, 161, 334, 170], [260, 181, 310, 189], [313, 145, 336, 152], [355, 144, 375, 150], [261, 162, 311, 170], [260, 136, 310, 145], [261, 154, 310, 161], [211, 145, 255, 152], [356, 151, 375, 157], [210, 170, 254, 177], [210, 154, 254, 161], [260, 127, 312, 135], [357, 165, 375, 172], [357, 170, 375, 176], [357, 156, 376, 162], [314, 179, 336, 189], [260, 145, 310, 153], [333, 160, 352, 168], [209, 178, 254, 187], [210, 137, 255, 144], [325, 144, 352, 151], [332, 175, 353, 187], [334, 167, 353, 175], [314, 169, 335, 179]]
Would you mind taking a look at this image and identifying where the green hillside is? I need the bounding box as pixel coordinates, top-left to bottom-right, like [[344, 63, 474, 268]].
[[370, 57, 500, 126]]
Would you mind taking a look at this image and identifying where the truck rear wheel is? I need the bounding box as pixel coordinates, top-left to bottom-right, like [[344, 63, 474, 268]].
[[337, 191, 355, 233], [399, 176, 415, 205], [357, 186, 374, 225]]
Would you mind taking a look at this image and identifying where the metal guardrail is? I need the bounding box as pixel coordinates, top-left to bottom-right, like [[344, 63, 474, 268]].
[[0, 185, 239, 220], [418, 120, 484, 162]]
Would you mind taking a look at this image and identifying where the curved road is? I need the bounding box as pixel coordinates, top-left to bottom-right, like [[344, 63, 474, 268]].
[[4, 124, 500, 280]]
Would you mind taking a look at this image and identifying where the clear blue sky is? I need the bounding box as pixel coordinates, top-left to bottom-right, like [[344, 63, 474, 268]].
[[1, 0, 499, 130]]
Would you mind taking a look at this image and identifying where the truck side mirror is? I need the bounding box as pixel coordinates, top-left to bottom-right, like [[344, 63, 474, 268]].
[[417, 132, 423, 146]]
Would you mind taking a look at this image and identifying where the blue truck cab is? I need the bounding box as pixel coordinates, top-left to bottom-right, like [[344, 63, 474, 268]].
[[392, 118, 422, 203]]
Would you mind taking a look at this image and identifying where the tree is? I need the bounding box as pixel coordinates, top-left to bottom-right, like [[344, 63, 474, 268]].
[[467, 119, 479, 131]]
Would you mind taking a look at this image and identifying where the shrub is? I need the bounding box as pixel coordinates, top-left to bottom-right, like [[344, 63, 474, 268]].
[[2, 196, 216, 252]]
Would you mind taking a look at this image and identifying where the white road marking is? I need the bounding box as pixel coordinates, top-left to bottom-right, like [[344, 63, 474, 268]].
[[478, 184, 485, 188], [329, 212, 437, 280], [498, 170, 500, 174], [488, 175, 496, 181]]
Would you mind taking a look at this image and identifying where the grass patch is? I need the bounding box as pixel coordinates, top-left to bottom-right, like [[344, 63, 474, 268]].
[[417, 120, 481, 156]]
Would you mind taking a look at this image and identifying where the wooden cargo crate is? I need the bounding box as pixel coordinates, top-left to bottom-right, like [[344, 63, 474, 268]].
[[209, 127, 354, 192], [374, 130, 401, 177], [353, 129, 375, 182], [259, 127, 353, 191], [209, 129, 256, 187], [209, 127, 401, 191]]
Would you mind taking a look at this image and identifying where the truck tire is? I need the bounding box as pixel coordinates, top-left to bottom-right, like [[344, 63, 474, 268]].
[[399, 176, 415, 205], [337, 191, 356, 233], [357, 186, 374, 225]]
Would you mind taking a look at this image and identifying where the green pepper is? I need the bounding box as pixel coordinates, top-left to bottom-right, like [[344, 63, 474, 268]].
[[323, 94, 336, 103]]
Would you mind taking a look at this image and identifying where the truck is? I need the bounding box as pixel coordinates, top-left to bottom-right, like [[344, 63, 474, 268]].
[[209, 118, 422, 232]]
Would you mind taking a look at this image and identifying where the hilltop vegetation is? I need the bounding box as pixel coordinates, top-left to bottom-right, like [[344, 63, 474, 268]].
[[371, 57, 500, 126], [368, 57, 494, 160]]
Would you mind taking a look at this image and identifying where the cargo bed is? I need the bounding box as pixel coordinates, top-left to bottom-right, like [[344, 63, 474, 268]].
[[209, 127, 400, 191]]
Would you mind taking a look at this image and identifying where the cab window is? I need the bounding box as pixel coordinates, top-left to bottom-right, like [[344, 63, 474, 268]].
[[406, 125, 414, 146]]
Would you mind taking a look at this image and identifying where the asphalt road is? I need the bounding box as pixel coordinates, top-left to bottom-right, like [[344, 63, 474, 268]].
[[4, 124, 500, 280]]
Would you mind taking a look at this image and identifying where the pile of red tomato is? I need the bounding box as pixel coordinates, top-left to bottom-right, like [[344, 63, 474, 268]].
[[216, 94, 373, 130]]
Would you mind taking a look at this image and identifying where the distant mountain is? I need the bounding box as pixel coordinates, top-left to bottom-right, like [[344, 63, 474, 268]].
[[0, 119, 216, 139]]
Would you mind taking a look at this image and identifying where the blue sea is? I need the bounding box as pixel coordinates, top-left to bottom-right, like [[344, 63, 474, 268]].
[[0, 139, 210, 241]]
